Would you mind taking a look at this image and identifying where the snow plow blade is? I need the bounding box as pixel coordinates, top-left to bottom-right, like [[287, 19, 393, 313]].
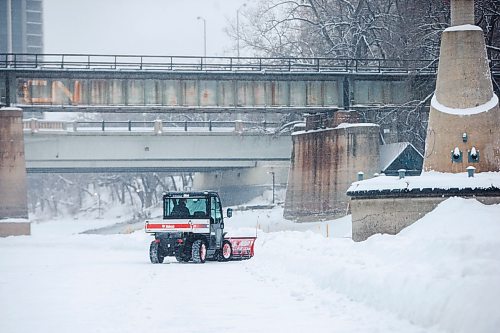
[[226, 237, 256, 260]]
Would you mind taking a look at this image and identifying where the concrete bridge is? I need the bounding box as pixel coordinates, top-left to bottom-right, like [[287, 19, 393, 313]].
[[0, 53, 454, 113], [22, 119, 292, 173]]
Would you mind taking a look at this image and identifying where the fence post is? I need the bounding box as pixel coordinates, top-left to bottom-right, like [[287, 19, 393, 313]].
[[235, 120, 244, 133], [154, 119, 163, 134], [209, 120, 212, 131], [29, 118, 38, 133], [101, 120, 105, 131], [184, 121, 188, 131]]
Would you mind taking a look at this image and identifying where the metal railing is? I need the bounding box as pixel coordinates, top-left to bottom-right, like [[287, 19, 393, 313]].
[[0, 53, 444, 74], [22, 118, 280, 133]]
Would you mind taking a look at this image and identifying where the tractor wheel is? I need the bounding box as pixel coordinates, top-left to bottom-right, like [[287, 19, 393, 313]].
[[191, 239, 207, 264], [219, 240, 233, 262], [149, 240, 164, 264]]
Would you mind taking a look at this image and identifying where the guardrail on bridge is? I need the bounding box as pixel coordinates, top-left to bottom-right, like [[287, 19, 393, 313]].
[[22, 119, 281, 134], [0, 53, 444, 74]]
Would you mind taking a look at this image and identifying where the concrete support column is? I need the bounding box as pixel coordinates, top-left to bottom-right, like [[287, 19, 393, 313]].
[[0, 107, 29, 220], [284, 123, 380, 221], [423, 20, 500, 172], [451, 0, 475, 26], [434, 29, 493, 108]]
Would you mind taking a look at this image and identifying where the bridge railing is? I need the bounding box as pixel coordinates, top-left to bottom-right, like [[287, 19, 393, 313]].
[[22, 118, 280, 134], [0, 53, 444, 74]]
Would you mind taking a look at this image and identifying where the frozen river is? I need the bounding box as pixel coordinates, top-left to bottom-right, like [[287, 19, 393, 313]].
[[1, 199, 500, 333]]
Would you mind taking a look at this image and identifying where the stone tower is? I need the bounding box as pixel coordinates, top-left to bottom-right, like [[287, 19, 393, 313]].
[[423, 0, 500, 172]]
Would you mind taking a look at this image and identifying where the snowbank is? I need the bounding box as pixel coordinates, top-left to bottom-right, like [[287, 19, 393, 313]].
[[249, 197, 500, 333]]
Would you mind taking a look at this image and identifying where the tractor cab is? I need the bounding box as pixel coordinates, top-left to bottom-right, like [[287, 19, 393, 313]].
[[162, 191, 232, 249]]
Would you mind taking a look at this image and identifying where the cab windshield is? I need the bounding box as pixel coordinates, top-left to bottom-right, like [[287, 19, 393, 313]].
[[164, 197, 208, 219]]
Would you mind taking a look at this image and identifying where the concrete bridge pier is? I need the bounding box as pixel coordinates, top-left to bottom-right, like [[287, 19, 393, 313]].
[[424, 0, 500, 172], [192, 162, 290, 206], [0, 107, 30, 236]]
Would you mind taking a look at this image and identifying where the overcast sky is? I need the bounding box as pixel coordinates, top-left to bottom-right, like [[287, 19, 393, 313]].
[[43, 0, 249, 56]]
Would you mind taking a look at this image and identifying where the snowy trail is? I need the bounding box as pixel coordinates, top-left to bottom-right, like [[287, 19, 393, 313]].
[[1, 232, 430, 333], [2, 197, 499, 333]]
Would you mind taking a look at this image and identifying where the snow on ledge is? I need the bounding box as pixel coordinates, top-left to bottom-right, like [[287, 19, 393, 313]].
[[431, 94, 499, 115], [347, 171, 500, 193], [292, 123, 379, 136], [335, 123, 379, 129], [292, 127, 334, 136], [0, 218, 30, 223], [444, 24, 483, 32]]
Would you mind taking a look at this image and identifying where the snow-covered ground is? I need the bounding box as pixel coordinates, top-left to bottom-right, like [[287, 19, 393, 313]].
[[1, 197, 499, 333]]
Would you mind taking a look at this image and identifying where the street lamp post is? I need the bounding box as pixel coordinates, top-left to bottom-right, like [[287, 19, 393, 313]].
[[268, 171, 275, 204], [197, 16, 207, 58], [236, 3, 246, 59]]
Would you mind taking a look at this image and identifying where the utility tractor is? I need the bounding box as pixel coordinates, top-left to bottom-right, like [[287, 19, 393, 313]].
[[145, 191, 256, 264]]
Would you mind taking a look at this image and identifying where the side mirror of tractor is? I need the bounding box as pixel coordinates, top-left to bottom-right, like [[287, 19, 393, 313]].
[[226, 208, 233, 218]]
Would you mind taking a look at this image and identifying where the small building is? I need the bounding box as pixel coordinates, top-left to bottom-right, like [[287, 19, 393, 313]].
[[380, 142, 423, 176]]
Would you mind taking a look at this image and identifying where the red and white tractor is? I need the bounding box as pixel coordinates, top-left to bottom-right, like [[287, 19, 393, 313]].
[[145, 191, 256, 264]]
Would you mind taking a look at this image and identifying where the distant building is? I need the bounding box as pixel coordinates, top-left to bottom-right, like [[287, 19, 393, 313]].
[[0, 0, 43, 55]]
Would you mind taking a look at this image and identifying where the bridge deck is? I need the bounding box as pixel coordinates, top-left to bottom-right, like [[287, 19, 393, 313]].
[[23, 124, 292, 173], [2, 53, 498, 113]]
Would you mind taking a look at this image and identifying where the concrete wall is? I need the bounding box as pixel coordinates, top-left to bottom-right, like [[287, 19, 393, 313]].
[[0, 222, 31, 237], [351, 194, 500, 242], [284, 124, 380, 221], [0, 107, 28, 219]]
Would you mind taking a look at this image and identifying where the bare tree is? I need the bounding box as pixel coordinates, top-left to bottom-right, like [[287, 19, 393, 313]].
[[227, 0, 498, 152], [27, 172, 191, 219], [230, 0, 450, 60]]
